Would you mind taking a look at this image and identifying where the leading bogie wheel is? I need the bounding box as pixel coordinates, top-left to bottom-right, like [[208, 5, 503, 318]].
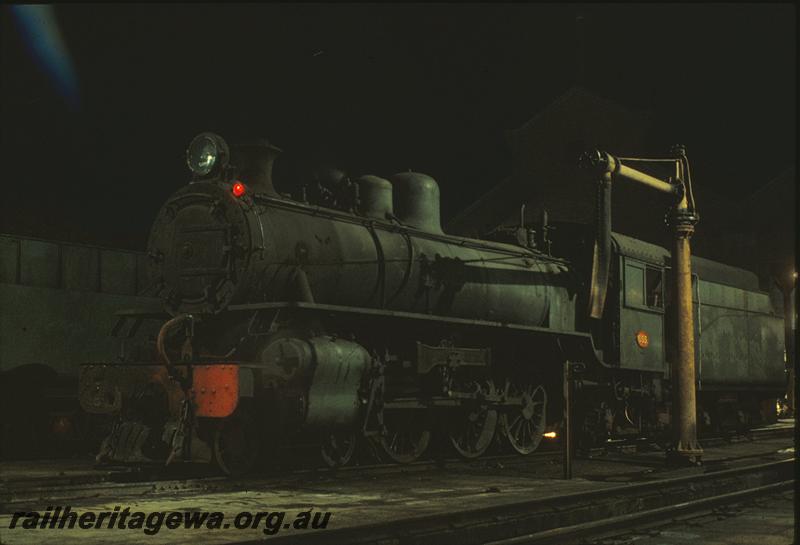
[[378, 409, 431, 464], [320, 429, 357, 468], [213, 408, 260, 476]]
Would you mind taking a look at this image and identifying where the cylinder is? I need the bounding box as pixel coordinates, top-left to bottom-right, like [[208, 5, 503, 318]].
[[305, 337, 371, 429]]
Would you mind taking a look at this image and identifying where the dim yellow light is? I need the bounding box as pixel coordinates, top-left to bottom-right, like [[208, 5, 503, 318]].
[[543, 431, 557, 439]]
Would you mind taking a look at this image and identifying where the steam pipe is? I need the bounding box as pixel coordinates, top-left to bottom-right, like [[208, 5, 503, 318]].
[[587, 173, 612, 319]]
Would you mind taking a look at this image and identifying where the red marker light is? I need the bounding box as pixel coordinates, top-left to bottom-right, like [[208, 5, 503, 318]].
[[232, 181, 246, 197], [636, 330, 650, 349]]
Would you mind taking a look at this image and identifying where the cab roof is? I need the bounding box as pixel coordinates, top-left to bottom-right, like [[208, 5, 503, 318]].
[[612, 232, 760, 291]]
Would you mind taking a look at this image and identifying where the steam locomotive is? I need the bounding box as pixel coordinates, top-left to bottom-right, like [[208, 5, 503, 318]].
[[78, 133, 786, 474]]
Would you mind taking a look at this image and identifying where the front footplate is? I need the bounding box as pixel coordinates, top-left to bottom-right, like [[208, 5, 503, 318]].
[[79, 363, 249, 466]]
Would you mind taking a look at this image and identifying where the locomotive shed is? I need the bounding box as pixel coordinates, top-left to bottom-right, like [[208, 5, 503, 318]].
[[0, 422, 793, 545]]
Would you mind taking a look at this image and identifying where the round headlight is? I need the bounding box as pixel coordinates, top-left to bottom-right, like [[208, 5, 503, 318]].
[[187, 132, 228, 176]]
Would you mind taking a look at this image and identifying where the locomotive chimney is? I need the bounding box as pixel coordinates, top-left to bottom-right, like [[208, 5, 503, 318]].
[[232, 138, 282, 196]]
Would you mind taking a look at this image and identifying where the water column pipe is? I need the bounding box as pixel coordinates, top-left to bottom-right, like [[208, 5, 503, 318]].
[[581, 147, 702, 464]]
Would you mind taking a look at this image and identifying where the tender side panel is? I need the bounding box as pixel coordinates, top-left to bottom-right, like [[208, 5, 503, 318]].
[[697, 279, 785, 388]]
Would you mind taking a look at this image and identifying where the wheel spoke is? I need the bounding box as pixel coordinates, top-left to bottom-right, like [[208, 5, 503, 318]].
[[502, 382, 547, 455], [321, 430, 356, 468], [448, 380, 498, 459], [214, 409, 259, 476], [379, 411, 431, 464]]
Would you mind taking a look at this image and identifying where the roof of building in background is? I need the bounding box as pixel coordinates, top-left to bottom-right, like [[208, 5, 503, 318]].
[[740, 166, 795, 214], [446, 85, 656, 238], [693, 166, 796, 286], [447, 85, 795, 287]]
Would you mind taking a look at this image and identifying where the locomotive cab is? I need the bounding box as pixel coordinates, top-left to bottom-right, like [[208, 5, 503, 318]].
[[595, 233, 784, 441], [548, 223, 784, 445], [610, 234, 668, 374]]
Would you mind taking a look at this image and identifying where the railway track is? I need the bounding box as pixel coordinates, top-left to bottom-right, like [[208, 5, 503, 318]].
[[0, 448, 564, 511], [563, 488, 794, 545], [0, 422, 791, 512], [263, 458, 794, 545], [483, 471, 794, 545]]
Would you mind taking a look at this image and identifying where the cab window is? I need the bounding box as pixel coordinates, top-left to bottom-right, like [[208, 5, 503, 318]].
[[646, 266, 663, 309], [624, 260, 663, 311], [624, 262, 644, 307]]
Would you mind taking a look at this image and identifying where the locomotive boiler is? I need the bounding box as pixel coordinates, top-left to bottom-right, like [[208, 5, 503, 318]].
[[79, 133, 786, 474]]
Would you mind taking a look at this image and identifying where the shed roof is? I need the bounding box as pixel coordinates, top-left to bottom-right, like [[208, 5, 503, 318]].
[[447, 85, 654, 237]]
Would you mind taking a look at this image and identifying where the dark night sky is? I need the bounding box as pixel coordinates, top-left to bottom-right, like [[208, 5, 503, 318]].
[[0, 3, 796, 250]]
